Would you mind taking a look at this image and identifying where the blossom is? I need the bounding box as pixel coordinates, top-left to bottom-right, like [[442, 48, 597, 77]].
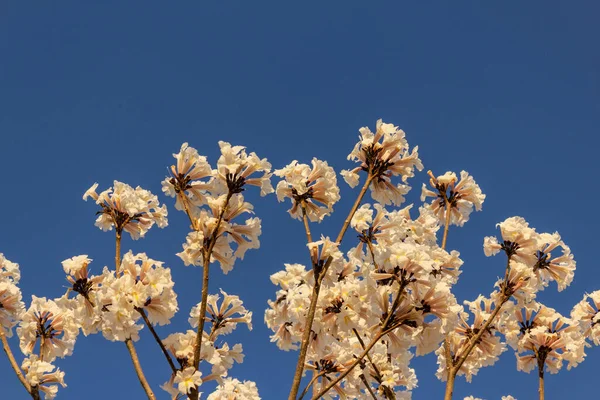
[[21, 355, 66, 400], [342, 119, 423, 206], [507, 303, 586, 374], [0, 253, 20, 284], [532, 232, 575, 292], [17, 296, 78, 362], [571, 290, 600, 345], [83, 181, 168, 239], [483, 217, 539, 267], [173, 367, 203, 395], [274, 158, 341, 222], [216, 141, 274, 196], [207, 378, 261, 400], [163, 142, 215, 210], [0, 281, 25, 336], [421, 170, 486, 227], [189, 289, 252, 336]]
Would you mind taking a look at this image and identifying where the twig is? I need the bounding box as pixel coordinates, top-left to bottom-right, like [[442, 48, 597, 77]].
[[137, 308, 177, 373], [125, 338, 156, 400], [0, 330, 39, 399]]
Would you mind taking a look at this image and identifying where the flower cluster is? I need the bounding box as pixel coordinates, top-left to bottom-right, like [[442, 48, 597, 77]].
[[274, 158, 341, 222], [160, 292, 254, 398], [166, 142, 271, 274], [83, 181, 168, 239], [266, 121, 490, 398], [341, 119, 423, 206]]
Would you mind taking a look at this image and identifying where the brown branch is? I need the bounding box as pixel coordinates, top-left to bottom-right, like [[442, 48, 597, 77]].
[[298, 370, 327, 400], [311, 321, 403, 400], [0, 330, 39, 399], [115, 231, 122, 275], [311, 279, 409, 400], [137, 308, 177, 373], [189, 192, 233, 400], [353, 328, 395, 400], [359, 374, 379, 400], [444, 256, 512, 400], [289, 174, 373, 400], [125, 338, 156, 400]]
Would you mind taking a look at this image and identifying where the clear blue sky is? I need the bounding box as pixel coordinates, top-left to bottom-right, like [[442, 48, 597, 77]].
[[1, 2, 599, 399]]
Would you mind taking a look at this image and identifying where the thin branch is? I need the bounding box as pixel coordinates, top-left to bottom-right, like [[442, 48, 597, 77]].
[[441, 200, 452, 250], [125, 338, 156, 400], [311, 279, 409, 400], [537, 351, 546, 400], [443, 266, 511, 400], [359, 374, 379, 400], [298, 370, 326, 400], [115, 231, 122, 275], [289, 174, 373, 400], [137, 308, 177, 373], [178, 192, 197, 231], [353, 328, 395, 400], [0, 329, 39, 399], [311, 322, 403, 400]]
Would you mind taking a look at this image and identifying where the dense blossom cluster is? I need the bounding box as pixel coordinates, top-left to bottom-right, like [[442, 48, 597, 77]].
[[1, 121, 598, 400]]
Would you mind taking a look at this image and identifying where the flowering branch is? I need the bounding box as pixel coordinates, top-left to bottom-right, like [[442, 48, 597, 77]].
[[443, 257, 513, 400], [191, 191, 232, 371], [311, 320, 404, 400], [288, 175, 373, 400]]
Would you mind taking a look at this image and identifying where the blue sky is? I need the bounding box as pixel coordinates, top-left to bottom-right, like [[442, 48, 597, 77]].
[[1, 1, 599, 399]]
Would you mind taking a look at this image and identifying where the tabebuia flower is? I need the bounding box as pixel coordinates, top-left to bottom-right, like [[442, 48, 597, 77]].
[[21, 355, 66, 400], [421, 170, 486, 227], [571, 290, 600, 346], [216, 141, 274, 197], [17, 296, 79, 362], [188, 289, 252, 337], [341, 119, 423, 206], [207, 378, 261, 400], [162, 142, 215, 210], [95, 252, 177, 341], [274, 158, 341, 222], [83, 180, 168, 239]]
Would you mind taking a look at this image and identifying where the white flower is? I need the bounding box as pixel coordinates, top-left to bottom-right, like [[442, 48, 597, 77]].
[[207, 378, 261, 400], [342, 119, 423, 206], [421, 170, 485, 227], [274, 158, 340, 222], [83, 181, 168, 239], [174, 367, 202, 395]]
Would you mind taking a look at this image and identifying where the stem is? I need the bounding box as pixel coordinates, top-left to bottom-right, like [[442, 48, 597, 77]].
[[443, 372, 456, 400], [441, 198, 452, 250], [353, 328, 395, 400], [359, 374, 379, 400], [189, 192, 233, 400], [537, 352, 546, 400], [443, 294, 509, 400], [137, 308, 177, 373], [335, 175, 373, 244], [288, 282, 322, 400], [115, 231, 122, 275], [179, 192, 197, 230], [125, 339, 156, 400], [289, 175, 373, 400], [298, 370, 326, 400], [0, 329, 39, 399]]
